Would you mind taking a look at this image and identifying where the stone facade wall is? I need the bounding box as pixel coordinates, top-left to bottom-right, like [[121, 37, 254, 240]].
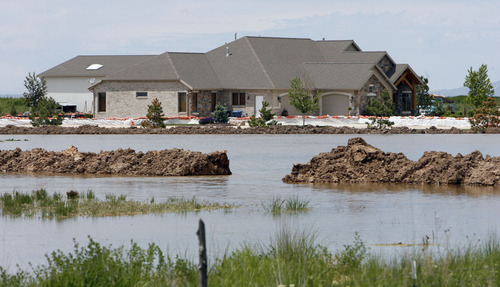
[[378, 55, 395, 78], [352, 75, 386, 116], [93, 81, 188, 119]]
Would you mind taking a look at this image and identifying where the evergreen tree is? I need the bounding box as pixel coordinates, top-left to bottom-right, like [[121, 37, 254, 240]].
[[364, 89, 395, 117], [146, 98, 165, 128], [23, 72, 62, 126], [28, 97, 62, 126], [416, 76, 432, 111], [23, 72, 47, 108], [213, 104, 229, 123]]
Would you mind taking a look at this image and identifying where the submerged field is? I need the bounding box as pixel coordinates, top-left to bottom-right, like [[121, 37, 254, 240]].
[[1, 133, 500, 285]]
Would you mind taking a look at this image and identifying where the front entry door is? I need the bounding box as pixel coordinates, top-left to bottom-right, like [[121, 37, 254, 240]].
[[255, 96, 264, 116]]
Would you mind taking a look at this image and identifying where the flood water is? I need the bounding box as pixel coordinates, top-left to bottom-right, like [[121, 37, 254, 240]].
[[1, 134, 500, 271]]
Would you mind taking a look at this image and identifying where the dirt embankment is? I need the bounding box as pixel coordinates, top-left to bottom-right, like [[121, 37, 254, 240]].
[[0, 146, 231, 176], [282, 137, 500, 186], [1, 124, 498, 135]]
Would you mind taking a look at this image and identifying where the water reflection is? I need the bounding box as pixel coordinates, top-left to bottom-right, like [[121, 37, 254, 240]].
[[311, 182, 500, 197]]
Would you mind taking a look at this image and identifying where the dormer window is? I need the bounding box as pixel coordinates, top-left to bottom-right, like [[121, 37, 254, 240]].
[[86, 64, 103, 70]]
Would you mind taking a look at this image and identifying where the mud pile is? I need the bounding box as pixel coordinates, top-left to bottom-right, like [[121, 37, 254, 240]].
[[282, 137, 500, 186], [0, 124, 484, 135], [0, 146, 231, 176]]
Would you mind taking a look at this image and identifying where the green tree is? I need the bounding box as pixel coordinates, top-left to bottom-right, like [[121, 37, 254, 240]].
[[248, 101, 276, 127], [416, 76, 432, 111], [23, 72, 47, 108], [145, 98, 165, 128], [288, 77, 319, 126], [464, 64, 494, 108], [363, 89, 395, 117], [213, 103, 229, 123], [28, 97, 62, 126], [23, 72, 62, 126]]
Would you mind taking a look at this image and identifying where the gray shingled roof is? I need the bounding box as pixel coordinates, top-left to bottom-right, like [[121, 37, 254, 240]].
[[327, 51, 387, 64], [206, 37, 276, 89], [390, 64, 423, 86], [43, 36, 420, 92], [390, 64, 409, 83], [301, 63, 381, 90], [316, 40, 361, 60], [245, 37, 326, 89], [40, 55, 154, 77], [104, 53, 178, 81], [169, 53, 221, 90]]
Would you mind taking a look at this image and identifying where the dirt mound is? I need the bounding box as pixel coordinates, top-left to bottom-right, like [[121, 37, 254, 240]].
[[0, 146, 231, 176], [0, 124, 487, 135], [282, 137, 499, 186]]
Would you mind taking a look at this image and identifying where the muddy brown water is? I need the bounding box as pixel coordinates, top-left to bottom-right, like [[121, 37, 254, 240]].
[[1, 134, 500, 271]]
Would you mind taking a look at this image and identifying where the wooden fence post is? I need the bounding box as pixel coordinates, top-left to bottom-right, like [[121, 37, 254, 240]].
[[197, 219, 208, 287]]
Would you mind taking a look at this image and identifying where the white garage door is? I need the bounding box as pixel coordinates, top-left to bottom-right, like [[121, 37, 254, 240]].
[[322, 94, 349, 116]]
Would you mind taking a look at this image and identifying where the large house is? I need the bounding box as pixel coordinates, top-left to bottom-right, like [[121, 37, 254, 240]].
[[41, 36, 422, 118]]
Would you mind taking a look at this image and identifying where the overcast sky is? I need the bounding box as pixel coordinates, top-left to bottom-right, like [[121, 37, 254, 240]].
[[1, 0, 498, 94]]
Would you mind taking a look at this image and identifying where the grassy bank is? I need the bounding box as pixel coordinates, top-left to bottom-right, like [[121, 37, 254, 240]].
[[0, 97, 27, 116], [0, 189, 234, 218], [1, 231, 500, 286]]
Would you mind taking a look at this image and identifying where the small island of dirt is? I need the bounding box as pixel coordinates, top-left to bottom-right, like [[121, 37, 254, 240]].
[[282, 137, 500, 186], [0, 146, 231, 176]]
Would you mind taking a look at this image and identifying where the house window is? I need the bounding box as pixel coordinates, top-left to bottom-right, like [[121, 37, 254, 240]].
[[178, 92, 187, 113], [211, 93, 217, 111], [191, 93, 198, 112], [369, 85, 374, 93], [232, 92, 246, 106], [136, 92, 148, 98], [98, 92, 106, 112]]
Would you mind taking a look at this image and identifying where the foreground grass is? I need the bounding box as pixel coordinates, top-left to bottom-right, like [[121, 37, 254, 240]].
[[2, 231, 500, 286], [0, 189, 234, 218]]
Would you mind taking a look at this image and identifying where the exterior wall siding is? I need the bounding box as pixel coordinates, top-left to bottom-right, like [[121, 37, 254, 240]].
[[92, 81, 188, 119], [44, 77, 105, 113]]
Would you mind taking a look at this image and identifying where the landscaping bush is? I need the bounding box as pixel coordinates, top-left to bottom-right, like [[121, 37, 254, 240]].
[[213, 104, 229, 123]]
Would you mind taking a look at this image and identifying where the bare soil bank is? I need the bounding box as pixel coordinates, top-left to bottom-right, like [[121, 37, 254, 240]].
[[0, 146, 231, 176], [1, 124, 500, 134], [282, 137, 500, 186]]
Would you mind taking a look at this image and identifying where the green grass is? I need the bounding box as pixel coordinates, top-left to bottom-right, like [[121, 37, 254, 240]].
[[2, 231, 500, 286], [262, 195, 311, 214], [0, 189, 234, 218], [0, 97, 28, 116]]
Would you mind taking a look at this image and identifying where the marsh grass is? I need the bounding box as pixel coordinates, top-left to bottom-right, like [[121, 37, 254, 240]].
[[0, 189, 234, 218], [263, 195, 311, 214], [2, 232, 500, 286]]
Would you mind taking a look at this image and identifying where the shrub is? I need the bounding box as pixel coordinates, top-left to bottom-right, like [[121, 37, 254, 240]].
[[198, 117, 214, 125], [248, 101, 277, 127], [213, 104, 229, 123], [469, 97, 500, 133], [366, 117, 394, 129], [28, 97, 63, 127]]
